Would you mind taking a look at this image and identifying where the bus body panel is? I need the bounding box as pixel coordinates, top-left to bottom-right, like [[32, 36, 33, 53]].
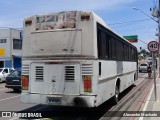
[[21, 92, 96, 107], [22, 11, 95, 57], [95, 60, 136, 106], [21, 59, 137, 107], [22, 59, 97, 107], [21, 11, 138, 107], [30, 62, 81, 95], [30, 30, 82, 56]]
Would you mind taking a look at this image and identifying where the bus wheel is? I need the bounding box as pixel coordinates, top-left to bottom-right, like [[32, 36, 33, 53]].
[[113, 85, 119, 105]]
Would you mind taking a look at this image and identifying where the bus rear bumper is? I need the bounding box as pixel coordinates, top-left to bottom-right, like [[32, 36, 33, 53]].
[[21, 93, 96, 107]]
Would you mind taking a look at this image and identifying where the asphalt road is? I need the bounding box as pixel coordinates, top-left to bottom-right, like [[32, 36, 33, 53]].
[[0, 72, 147, 120], [0, 83, 49, 120]]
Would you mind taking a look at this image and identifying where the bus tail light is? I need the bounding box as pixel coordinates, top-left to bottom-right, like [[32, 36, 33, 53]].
[[22, 75, 29, 90], [81, 13, 91, 21], [83, 76, 92, 92], [25, 19, 32, 26]]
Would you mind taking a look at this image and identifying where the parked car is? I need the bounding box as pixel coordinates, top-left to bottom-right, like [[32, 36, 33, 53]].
[[5, 68, 21, 92], [0, 68, 14, 82], [139, 63, 148, 73]]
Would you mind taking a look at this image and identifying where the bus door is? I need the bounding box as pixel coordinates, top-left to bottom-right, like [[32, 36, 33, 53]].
[[30, 63, 80, 95]]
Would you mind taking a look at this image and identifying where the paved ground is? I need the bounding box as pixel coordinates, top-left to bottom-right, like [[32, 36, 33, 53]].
[[135, 76, 160, 120]]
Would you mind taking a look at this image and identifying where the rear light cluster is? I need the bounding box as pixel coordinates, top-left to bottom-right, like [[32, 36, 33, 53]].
[[22, 75, 29, 90], [25, 19, 32, 26], [83, 76, 92, 92], [81, 13, 91, 21]]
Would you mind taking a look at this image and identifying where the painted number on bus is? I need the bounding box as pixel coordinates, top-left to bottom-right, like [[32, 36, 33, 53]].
[[148, 41, 159, 52]]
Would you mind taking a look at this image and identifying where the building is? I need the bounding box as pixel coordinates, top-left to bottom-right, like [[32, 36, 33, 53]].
[[0, 28, 22, 68]]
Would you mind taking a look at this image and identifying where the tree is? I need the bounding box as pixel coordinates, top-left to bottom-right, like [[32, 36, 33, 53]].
[[139, 49, 149, 59], [139, 49, 147, 54]]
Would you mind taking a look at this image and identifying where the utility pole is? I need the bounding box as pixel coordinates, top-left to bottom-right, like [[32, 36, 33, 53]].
[[152, 0, 160, 77], [157, 0, 160, 78], [153, 52, 157, 100], [148, 41, 159, 101], [133, 3, 160, 76]]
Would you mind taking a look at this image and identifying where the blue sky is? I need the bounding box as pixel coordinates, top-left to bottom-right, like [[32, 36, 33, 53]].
[[0, 0, 158, 51]]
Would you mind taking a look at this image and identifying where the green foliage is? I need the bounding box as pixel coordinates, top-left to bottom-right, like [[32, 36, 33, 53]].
[[139, 49, 147, 54], [138, 49, 151, 60]]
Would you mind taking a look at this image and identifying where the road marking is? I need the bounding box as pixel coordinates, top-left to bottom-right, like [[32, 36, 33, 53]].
[[0, 95, 20, 102], [1, 95, 21, 120], [139, 74, 159, 120]]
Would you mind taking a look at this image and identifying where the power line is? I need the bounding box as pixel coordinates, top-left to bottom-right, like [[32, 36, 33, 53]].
[[109, 19, 152, 29], [138, 39, 147, 45], [108, 18, 151, 27]]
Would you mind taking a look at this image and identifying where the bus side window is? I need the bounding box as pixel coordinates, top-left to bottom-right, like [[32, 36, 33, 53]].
[[106, 34, 110, 59], [97, 29, 102, 58], [111, 37, 116, 59], [99, 62, 101, 76], [101, 32, 106, 58]]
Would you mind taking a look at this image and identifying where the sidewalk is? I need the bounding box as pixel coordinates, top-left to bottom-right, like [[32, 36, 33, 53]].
[[138, 77, 160, 120]]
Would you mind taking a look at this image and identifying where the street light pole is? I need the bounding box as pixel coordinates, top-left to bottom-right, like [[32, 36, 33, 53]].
[[158, 0, 160, 77], [133, 7, 158, 23], [133, 6, 160, 77], [133, 6, 159, 101]]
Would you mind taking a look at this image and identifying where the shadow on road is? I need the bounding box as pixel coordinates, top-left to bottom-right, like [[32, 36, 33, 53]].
[[5, 90, 21, 94], [17, 85, 135, 120]]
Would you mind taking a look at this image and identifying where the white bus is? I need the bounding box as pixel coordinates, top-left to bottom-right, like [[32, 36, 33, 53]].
[[21, 11, 138, 107]]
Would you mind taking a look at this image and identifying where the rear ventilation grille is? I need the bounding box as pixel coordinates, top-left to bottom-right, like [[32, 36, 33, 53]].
[[65, 66, 75, 81], [35, 66, 44, 81], [82, 64, 93, 75], [22, 64, 29, 75]]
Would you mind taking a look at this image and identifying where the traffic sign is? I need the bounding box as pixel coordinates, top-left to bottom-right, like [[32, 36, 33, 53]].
[[147, 41, 159, 52]]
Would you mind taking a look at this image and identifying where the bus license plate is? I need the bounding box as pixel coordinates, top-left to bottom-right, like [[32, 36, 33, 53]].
[[47, 96, 62, 104]]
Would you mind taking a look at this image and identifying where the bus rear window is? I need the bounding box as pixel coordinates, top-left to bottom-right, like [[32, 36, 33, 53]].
[[35, 11, 77, 31], [140, 64, 148, 66]]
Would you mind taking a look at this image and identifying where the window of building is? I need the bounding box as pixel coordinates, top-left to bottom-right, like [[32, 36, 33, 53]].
[[0, 39, 7, 43], [13, 39, 22, 50]]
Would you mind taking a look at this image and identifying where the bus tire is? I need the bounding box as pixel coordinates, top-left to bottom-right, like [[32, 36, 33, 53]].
[[112, 85, 119, 105]]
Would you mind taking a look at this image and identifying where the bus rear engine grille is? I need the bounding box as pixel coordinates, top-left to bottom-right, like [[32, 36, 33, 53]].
[[35, 66, 44, 81], [65, 66, 75, 81], [82, 64, 93, 76]]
